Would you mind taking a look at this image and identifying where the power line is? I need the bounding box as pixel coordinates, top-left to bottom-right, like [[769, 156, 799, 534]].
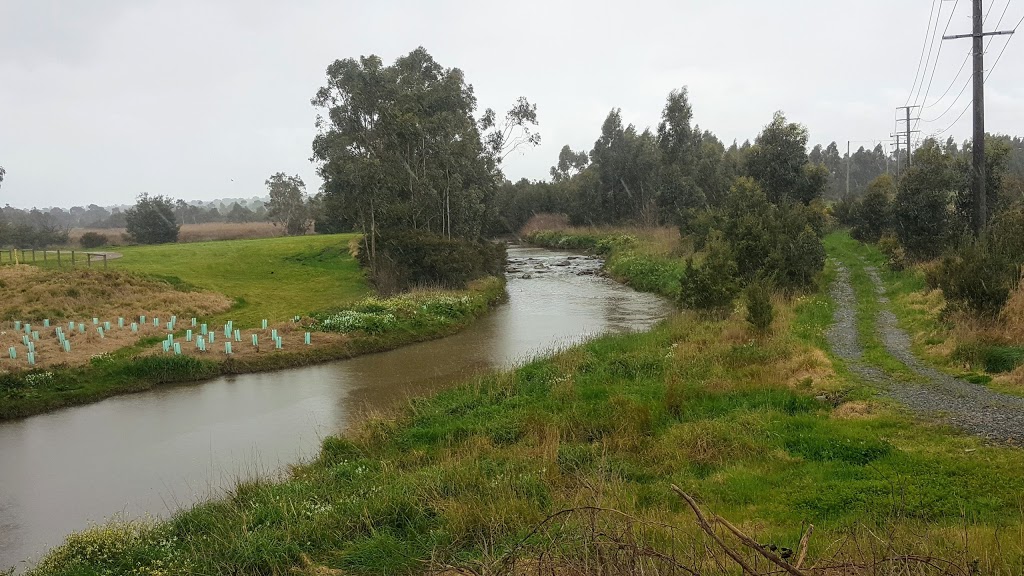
[[923, 4, 1020, 129], [985, 12, 1024, 80], [913, 0, 956, 110], [906, 0, 941, 106], [921, 0, 1003, 112]]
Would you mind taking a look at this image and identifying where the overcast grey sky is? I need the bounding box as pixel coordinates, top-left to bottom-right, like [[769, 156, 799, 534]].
[[1, 0, 1022, 209]]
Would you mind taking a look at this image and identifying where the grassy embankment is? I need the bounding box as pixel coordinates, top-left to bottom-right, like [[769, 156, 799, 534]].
[[0, 235, 506, 420], [29, 228, 1024, 575], [826, 230, 1024, 395]]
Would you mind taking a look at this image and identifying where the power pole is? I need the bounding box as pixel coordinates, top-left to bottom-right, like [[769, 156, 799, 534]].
[[895, 106, 920, 165], [846, 141, 851, 198], [943, 0, 1015, 234]]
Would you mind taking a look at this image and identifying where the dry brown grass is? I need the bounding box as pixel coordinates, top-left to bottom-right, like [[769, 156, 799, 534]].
[[520, 213, 683, 257], [0, 264, 235, 371], [68, 222, 305, 247], [0, 265, 232, 322]]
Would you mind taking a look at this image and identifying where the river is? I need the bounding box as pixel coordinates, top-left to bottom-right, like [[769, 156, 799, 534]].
[[0, 246, 673, 570]]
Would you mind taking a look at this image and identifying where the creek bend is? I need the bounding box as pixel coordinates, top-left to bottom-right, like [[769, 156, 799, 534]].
[[0, 246, 673, 569]]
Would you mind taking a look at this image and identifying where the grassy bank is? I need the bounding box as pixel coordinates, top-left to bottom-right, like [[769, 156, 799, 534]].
[[106, 234, 372, 327], [0, 277, 505, 420], [29, 282, 1024, 575], [825, 230, 1024, 394], [28, 228, 1024, 575], [525, 227, 686, 300]]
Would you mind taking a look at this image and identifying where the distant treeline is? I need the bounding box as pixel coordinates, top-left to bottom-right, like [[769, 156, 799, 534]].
[[0, 198, 272, 248]]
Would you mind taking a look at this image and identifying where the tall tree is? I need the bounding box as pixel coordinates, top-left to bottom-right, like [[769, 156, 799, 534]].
[[745, 112, 824, 204], [312, 47, 508, 259], [479, 96, 541, 164], [265, 173, 311, 235], [549, 145, 589, 182]]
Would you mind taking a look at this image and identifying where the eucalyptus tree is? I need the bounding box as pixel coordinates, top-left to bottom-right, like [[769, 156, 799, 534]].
[[312, 47, 539, 263]]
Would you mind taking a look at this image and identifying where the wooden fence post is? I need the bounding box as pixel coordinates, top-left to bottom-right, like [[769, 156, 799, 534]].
[[103, 254, 108, 269], [87, 253, 91, 268], [31, 249, 36, 262], [57, 250, 62, 268]]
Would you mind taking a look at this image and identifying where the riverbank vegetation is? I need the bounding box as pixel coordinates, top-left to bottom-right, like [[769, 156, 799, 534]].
[[29, 272, 1024, 574], [0, 276, 504, 420]]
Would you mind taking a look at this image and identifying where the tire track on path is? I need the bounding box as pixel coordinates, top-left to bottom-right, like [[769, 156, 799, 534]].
[[827, 261, 1024, 443]]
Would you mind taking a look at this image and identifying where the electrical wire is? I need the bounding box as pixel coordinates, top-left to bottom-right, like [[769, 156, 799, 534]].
[[913, 0, 956, 109], [906, 0, 940, 106]]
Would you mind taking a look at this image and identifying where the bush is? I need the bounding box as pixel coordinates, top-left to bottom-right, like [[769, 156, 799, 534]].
[[359, 230, 506, 292], [933, 239, 1020, 317], [679, 236, 740, 311], [850, 175, 894, 243], [720, 179, 826, 292], [79, 232, 108, 249], [125, 193, 179, 244], [877, 234, 906, 271], [746, 282, 774, 333]]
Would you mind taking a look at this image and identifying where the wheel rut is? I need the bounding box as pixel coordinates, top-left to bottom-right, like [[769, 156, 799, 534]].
[[827, 261, 1024, 443]]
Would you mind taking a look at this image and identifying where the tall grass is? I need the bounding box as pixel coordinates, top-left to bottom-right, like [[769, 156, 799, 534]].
[[68, 222, 303, 246]]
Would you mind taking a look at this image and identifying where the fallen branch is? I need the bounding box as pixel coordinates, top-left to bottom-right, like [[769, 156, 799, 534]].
[[671, 484, 759, 576]]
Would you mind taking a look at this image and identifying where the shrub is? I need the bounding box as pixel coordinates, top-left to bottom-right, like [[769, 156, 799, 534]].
[[892, 152, 959, 261], [359, 230, 506, 292], [934, 239, 1020, 317], [125, 193, 179, 244], [79, 232, 108, 249], [720, 178, 826, 292], [746, 281, 775, 333], [878, 234, 907, 271], [679, 236, 740, 311], [850, 174, 894, 243]]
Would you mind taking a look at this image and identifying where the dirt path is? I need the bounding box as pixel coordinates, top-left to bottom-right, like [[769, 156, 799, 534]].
[[827, 260, 1024, 443]]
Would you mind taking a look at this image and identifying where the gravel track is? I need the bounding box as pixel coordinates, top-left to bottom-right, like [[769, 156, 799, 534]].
[[828, 261, 1024, 443]]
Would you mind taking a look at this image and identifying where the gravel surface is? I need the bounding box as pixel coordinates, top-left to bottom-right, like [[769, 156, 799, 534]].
[[828, 261, 1024, 443]]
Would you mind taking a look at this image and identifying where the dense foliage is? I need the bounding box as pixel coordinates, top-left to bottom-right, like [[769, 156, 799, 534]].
[[124, 194, 180, 245], [357, 229, 507, 293], [78, 231, 108, 249]]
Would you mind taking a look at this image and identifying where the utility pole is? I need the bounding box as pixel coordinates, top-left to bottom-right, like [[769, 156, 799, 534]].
[[895, 106, 920, 166], [943, 0, 1015, 234], [846, 141, 851, 198]]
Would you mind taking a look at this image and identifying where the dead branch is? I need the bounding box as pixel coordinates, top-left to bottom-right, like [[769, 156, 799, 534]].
[[670, 484, 759, 576]]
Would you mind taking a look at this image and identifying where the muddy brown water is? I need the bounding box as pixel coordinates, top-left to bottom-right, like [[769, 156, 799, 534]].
[[0, 246, 673, 570]]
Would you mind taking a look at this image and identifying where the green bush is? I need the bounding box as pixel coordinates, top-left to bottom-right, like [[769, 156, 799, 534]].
[[850, 175, 894, 243], [720, 178, 825, 292], [745, 281, 775, 333], [679, 237, 740, 311], [877, 234, 907, 271], [934, 239, 1020, 317], [125, 193, 180, 245], [79, 232, 108, 249], [360, 230, 506, 292], [952, 343, 1024, 374]]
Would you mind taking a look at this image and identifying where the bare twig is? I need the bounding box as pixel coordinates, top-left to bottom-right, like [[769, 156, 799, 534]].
[[671, 484, 759, 576], [713, 515, 810, 576]]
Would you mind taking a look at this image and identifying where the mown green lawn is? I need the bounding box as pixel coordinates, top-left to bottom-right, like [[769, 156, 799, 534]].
[[109, 234, 371, 327]]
